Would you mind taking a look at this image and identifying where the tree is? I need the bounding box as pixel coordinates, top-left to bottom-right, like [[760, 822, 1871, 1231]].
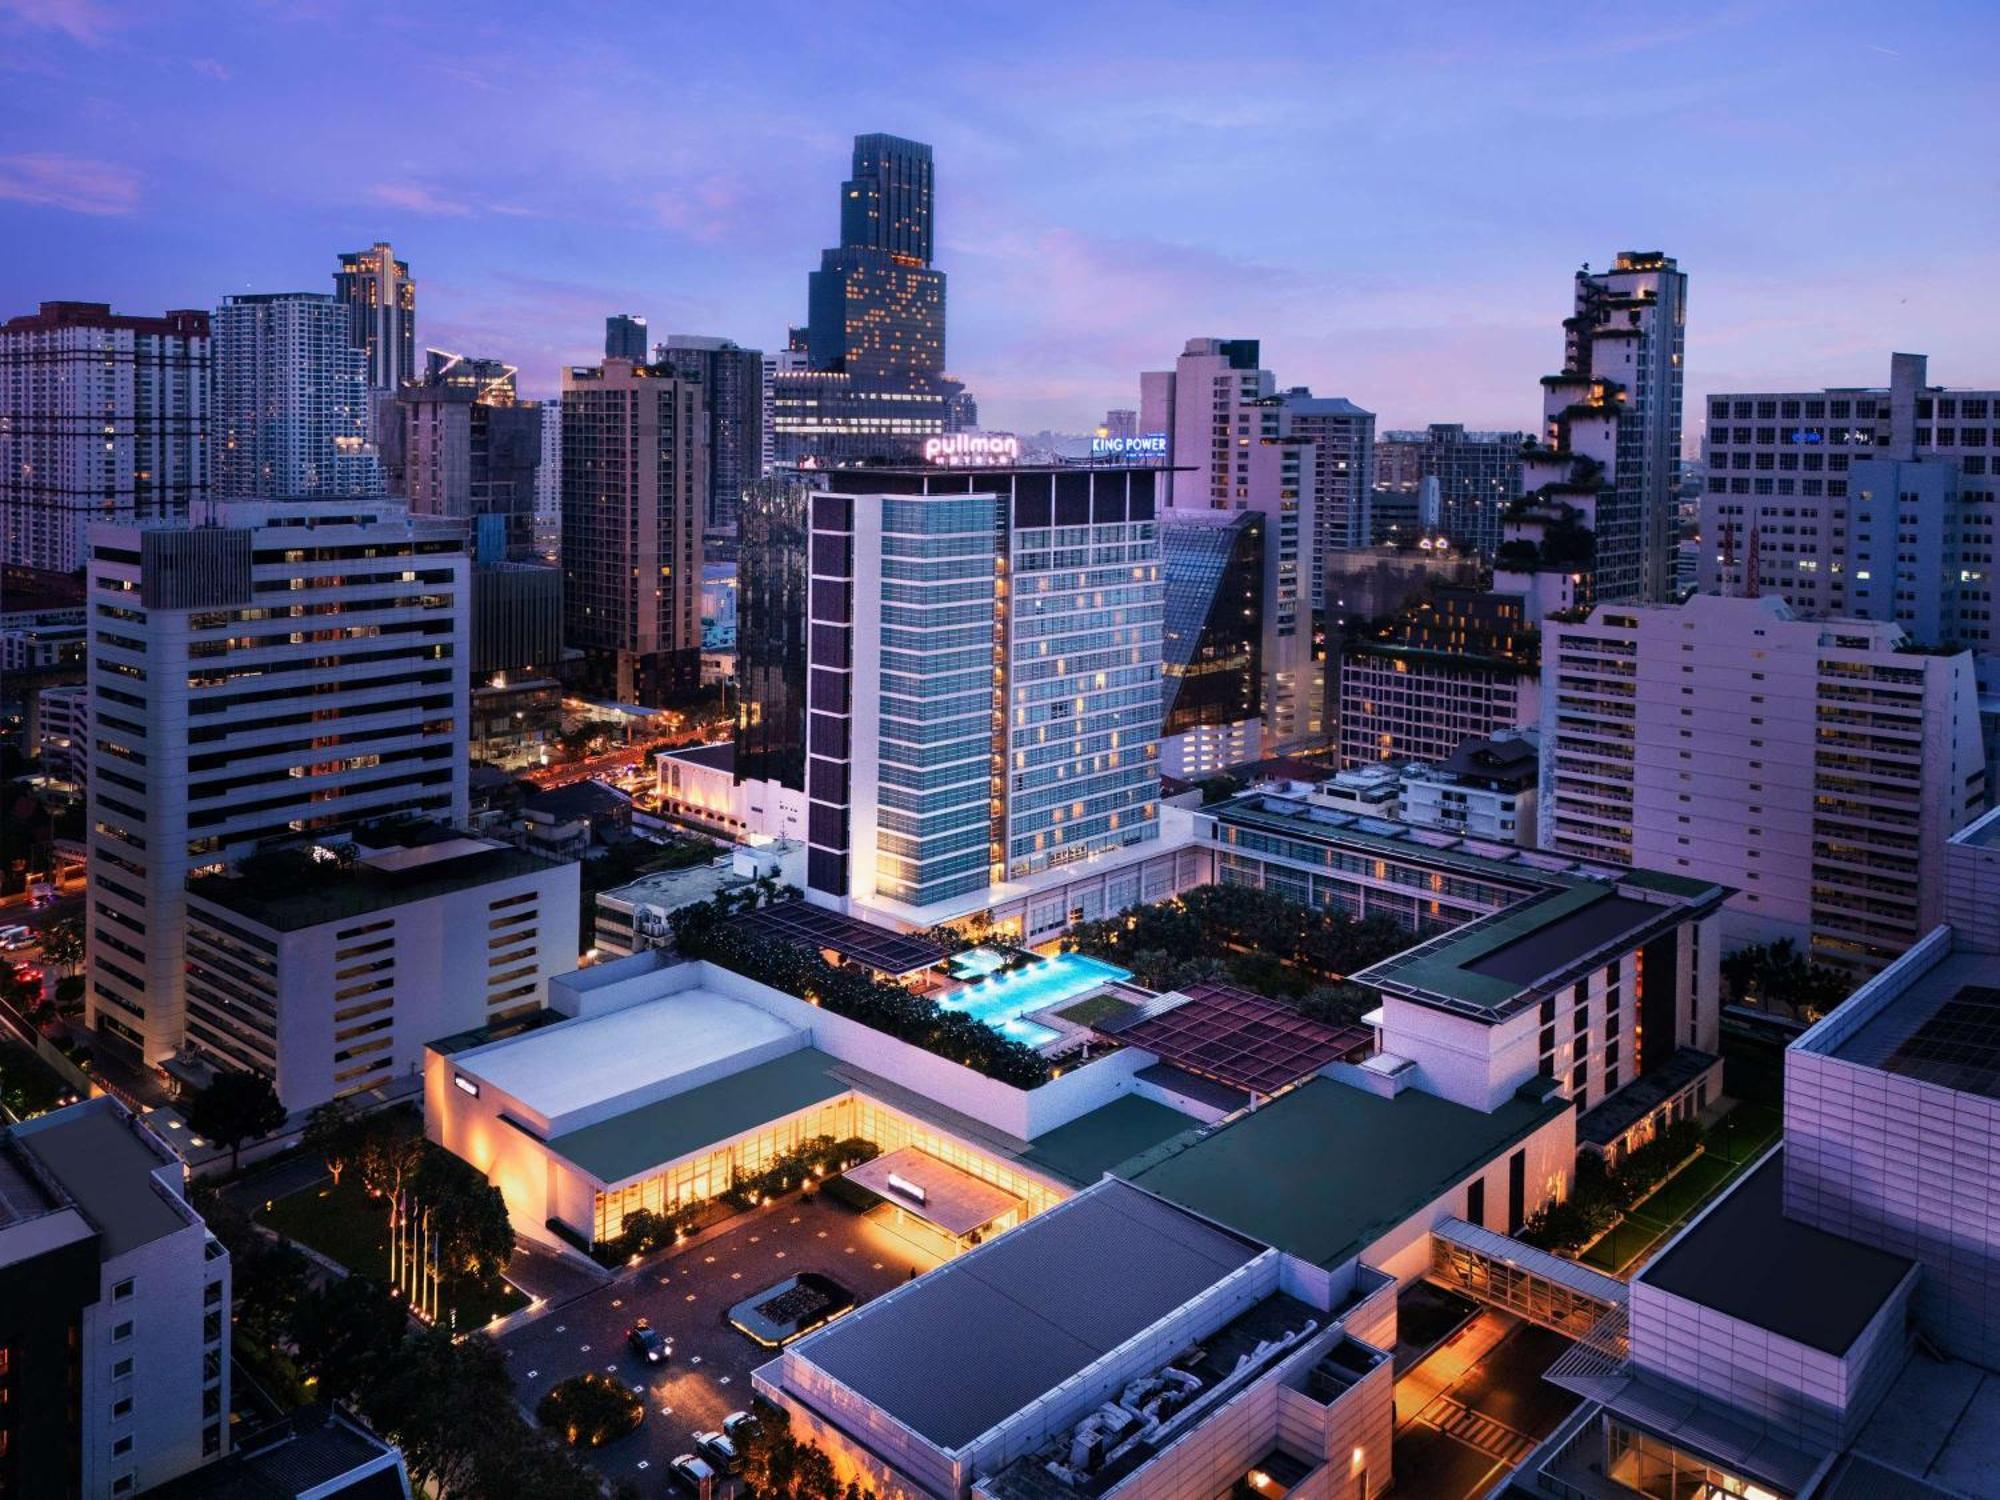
[[536, 1372, 644, 1447], [742, 1407, 874, 1500], [301, 1097, 361, 1186], [410, 1142, 514, 1296], [233, 1236, 311, 1349], [291, 1275, 410, 1405], [185, 1069, 287, 1171], [351, 1110, 426, 1222], [38, 916, 83, 974], [364, 1329, 522, 1495]]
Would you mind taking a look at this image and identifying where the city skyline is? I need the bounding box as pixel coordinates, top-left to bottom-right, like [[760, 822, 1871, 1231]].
[[3, 2, 1996, 436]]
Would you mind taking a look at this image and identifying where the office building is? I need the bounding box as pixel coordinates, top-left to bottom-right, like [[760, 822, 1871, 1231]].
[[1, 301, 210, 573], [1140, 338, 1270, 513], [37, 680, 89, 790], [559, 358, 707, 704], [760, 337, 809, 474], [1278, 388, 1376, 596], [533, 393, 561, 560], [1159, 512, 1264, 777], [653, 334, 764, 532], [775, 134, 963, 465], [84, 498, 471, 1064], [604, 313, 648, 362], [470, 559, 562, 678], [384, 349, 542, 560], [1541, 593, 1985, 974], [1520, 811, 2000, 1500], [213, 292, 381, 499], [182, 827, 577, 1110], [1397, 728, 1539, 846], [333, 242, 414, 402], [804, 465, 1164, 922], [1499, 251, 1685, 612], [1338, 587, 1541, 769], [0, 1097, 230, 1498], [1374, 424, 1525, 557], [734, 473, 813, 793]]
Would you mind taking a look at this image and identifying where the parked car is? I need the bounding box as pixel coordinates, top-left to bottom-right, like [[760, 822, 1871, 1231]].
[[721, 1409, 760, 1446], [626, 1318, 672, 1364], [666, 1454, 716, 1494], [693, 1430, 741, 1475]]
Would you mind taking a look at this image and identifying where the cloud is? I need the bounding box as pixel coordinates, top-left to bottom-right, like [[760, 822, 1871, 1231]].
[[190, 56, 230, 82], [0, 152, 139, 214], [371, 181, 473, 217], [0, 0, 116, 44], [652, 177, 750, 243]]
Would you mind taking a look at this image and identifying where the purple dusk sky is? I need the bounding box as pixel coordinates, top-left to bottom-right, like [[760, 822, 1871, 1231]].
[[2, 0, 1995, 438]]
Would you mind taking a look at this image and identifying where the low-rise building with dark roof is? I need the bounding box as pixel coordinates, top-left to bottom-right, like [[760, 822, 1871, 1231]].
[[139, 1406, 410, 1499]]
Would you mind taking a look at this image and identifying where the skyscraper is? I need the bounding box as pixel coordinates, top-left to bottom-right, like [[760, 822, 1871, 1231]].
[[1277, 389, 1376, 589], [1159, 511, 1265, 777], [804, 464, 1162, 916], [384, 349, 542, 559], [212, 292, 381, 498], [773, 133, 963, 465], [733, 473, 815, 792], [0, 301, 210, 572], [83, 498, 470, 1064], [605, 314, 648, 362], [534, 392, 561, 560], [653, 335, 764, 532], [560, 359, 707, 704], [1373, 423, 1525, 557], [333, 241, 415, 398]]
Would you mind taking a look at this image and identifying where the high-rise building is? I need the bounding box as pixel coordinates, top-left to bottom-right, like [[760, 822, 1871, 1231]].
[[1140, 337, 1270, 512], [559, 359, 706, 704], [84, 498, 471, 1064], [1101, 408, 1139, 441], [804, 464, 1162, 919], [773, 134, 963, 465], [1338, 587, 1541, 769], [653, 335, 764, 532], [212, 293, 381, 499], [734, 474, 814, 792], [333, 241, 415, 399], [1499, 251, 1685, 612], [1, 301, 210, 573], [759, 335, 810, 475], [0, 1097, 231, 1497], [383, 349, 542, 560], [533, 392, 561, 560], [1541, 593, 1986, 974], [1373, 423, 1525, 556], [1278, 388, 1376, 594], [605, 313, 648, 362], [1159, 511, 1264, 777]]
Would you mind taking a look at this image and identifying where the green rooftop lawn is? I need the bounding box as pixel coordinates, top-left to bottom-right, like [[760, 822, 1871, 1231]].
[[1055, 993, 1142, 1029]]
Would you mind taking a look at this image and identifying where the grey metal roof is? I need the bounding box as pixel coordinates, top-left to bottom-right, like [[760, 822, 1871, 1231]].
[[1432, 1216, 1626, 1309], [14, 1101, 189, 1258], [794, 1180, 1263, 1454]]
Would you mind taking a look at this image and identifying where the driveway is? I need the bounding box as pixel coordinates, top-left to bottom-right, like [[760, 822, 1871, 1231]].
[[1392, 1310, 1579, 1500], [498, 1193, 941, 1486]]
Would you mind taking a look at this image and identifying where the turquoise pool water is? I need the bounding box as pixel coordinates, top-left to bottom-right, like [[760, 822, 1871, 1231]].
[[936, 952, 1132, 1049]]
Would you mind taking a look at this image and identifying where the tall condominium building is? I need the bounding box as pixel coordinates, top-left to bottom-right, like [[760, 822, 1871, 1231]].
[[1541, 593, 1985, 975], [333, 242, 415, 400], [804, 465, 1162, 920], [605, 313, 648, 362], [774, 134, 963, 465], [1159, 511, 1264, 777], [84, 498, 471, 1064], [533, 392, 561, 560], [759, 336, 809, 474], [653, 334, 764, 532], [1140, 337, 1271, 512], [0, 1098, 231, 1497], [384, 349, 543, 560], [1373, 423, 1525, 557], [734, 473, 815, 793], [559, 359, 706, 704], [1499, 251, 1686, 613], [1279, 388, 1376, 596], [1337, 587, 1541, 769], [1, 301, 210, 573], [212, 292, 381, 499]]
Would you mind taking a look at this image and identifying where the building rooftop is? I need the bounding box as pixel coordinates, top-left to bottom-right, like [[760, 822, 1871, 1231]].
[[523, 779, 629, 821], [724, 899, 948, 977], [1121, 1076, 1567, 1270], [1638, 1153, 1914, 1356], [546, 1046, 844, 1186], [138, 1404, 405, 1499], [665, 740, 736, 773], [1812, 946, 2000, 1102], [1110, 981, 1370, 1097], [792, 1180, 1264, 1454], [189, 834, 556, 932], [1576, 1047, 1719, 1148], [1017, 1094, 1204, 1188], [13, 1100, 190, 1258], [445, 987, 800, 1127]]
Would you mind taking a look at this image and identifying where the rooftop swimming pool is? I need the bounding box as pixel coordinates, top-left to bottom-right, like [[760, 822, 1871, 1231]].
[[935, 951, 1132, 1050]]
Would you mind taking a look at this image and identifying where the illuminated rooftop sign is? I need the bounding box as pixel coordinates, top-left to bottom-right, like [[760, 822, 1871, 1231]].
[[1091, 433, 1169, 460], [924, 432, 1019, 466]]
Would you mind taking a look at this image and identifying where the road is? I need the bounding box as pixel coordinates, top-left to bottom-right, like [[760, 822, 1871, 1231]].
[[499, 1195, 939, 1487]]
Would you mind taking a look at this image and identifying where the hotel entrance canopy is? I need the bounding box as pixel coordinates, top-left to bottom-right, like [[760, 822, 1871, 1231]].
[[844, 1147, 1022, 1239]]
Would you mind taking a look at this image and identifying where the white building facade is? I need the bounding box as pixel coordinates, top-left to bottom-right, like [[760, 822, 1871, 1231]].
[[213, 292, 381, 499]]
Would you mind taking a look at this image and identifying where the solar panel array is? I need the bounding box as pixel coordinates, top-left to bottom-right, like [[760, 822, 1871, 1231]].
[[1885, 984, 2000, 1099], [723, 900, 948, 976], [1120, 981, 1372, 1096]]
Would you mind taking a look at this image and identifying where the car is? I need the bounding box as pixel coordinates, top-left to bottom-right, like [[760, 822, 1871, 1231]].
[[626, 1318, 672, 1364], [721, 1409, 760, 1446], [0, 926, 30, 951], [692, 1430, 740, 1474], [666, 1454, 716, 1494]]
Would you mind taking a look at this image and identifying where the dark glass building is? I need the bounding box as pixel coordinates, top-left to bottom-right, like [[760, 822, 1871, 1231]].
[[654, 336, 764, 533], [1161, 513, 1264, 739], [734, 474, 815, 791], [776, 133, 963, 465], [605, 314, 648, 361]]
